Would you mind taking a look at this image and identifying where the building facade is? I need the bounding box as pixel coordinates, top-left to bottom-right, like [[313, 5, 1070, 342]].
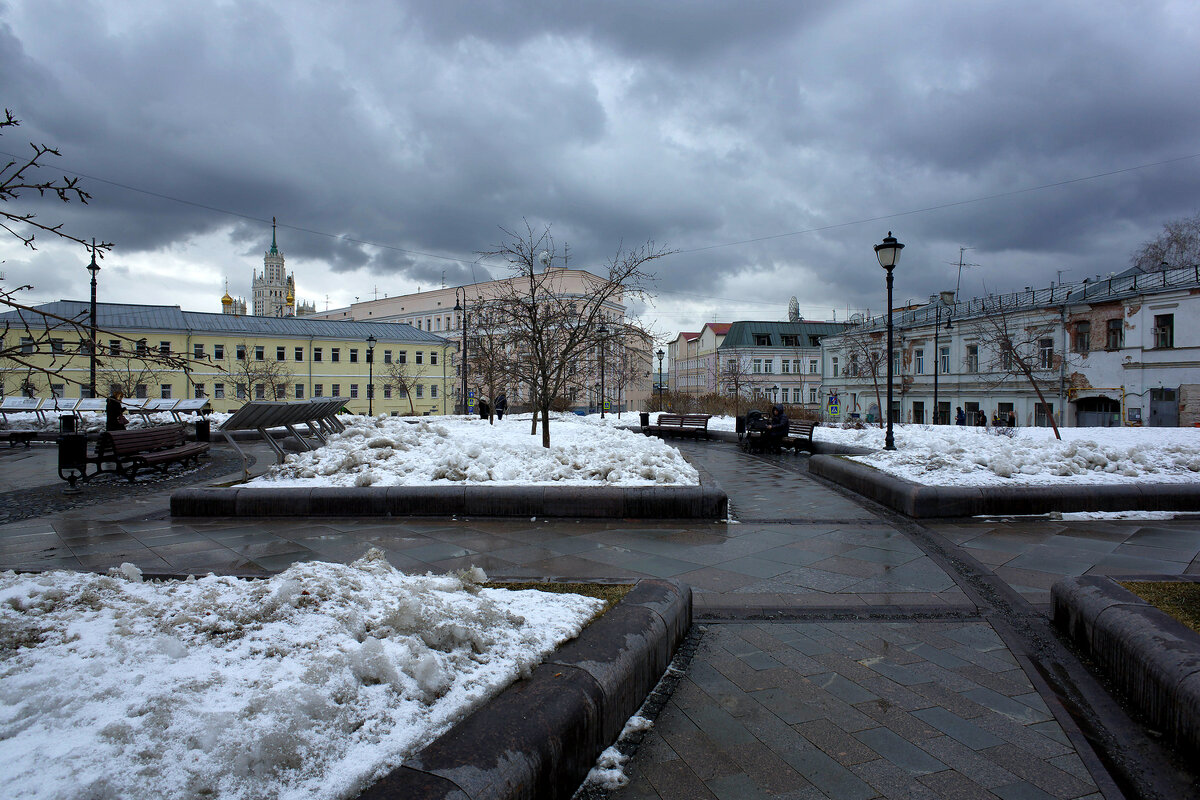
[[717, 321, 848, 408], [821, 264, 1200, 427], [0, 301, 454, 416]]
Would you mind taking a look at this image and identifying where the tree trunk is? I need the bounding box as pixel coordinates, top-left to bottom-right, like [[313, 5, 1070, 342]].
[[1024, 367, 1062, 440], [540, 406, 551, 448]]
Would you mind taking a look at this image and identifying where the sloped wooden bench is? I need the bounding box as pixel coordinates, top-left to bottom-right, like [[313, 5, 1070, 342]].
[[90, 424, 209, 481], [782, 420, 817, 453], [646, 413, 711, 439], [0, 430, 41, 448]]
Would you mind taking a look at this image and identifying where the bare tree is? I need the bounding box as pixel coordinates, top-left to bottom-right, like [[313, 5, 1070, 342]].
[[831, 325, 888, 425], [605, 323, 653, 418], [464, 298, 517, 423], [711, 349, 777, 417], [383, 354, 421, 415], [480, 222, 669, 448], [97, 348, 162, 399], [971, 305, 1066, 439], [1132, 212, 1200, 272], [221, 342, 294, 401]]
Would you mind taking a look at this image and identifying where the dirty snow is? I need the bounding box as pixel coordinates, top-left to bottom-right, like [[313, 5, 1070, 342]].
[[0, 551, 604, 800], [250, 414, 699, 487]]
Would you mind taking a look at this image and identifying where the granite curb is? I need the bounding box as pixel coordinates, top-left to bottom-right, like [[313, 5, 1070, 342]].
[[1052, 574, 1200, 759], [809, 453, 1200, 517], [170, 483, 727, 519], [358, 578, 692, 800]]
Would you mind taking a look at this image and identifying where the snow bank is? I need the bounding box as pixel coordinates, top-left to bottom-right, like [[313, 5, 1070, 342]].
[[0, 551, 604, 800], [252, 415, 700, 487]]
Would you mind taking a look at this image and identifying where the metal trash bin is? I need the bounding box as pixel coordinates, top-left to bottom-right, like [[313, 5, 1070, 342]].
[[60, 414, 76, 433], [195, 418, 211, 442], [735, 415, 746, 439], [58, 432, 89, 489], [639, 411, 650, 429]]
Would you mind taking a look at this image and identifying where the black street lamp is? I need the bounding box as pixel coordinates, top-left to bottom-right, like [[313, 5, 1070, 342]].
[[932, 291, 953, 424], [874, 232, 904, 450], [598, 321, 607, 419], [366, 334, 376, 415], [454, 287, 467, 415], [87, 240, 100, 399], [656, 348, 665, 411]]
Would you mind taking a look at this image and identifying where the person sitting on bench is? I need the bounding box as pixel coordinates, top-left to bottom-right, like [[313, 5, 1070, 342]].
[[765, 404, 789, 452]]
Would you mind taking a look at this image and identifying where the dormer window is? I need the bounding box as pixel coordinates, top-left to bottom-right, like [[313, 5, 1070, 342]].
[[754, 334, 771, 346]]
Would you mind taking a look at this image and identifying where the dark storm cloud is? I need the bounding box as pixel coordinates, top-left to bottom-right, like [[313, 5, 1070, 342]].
[[3, 0, 1199, 327]]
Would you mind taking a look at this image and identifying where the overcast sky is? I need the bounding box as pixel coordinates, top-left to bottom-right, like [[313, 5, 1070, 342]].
[[3, 0, 1198, 341]]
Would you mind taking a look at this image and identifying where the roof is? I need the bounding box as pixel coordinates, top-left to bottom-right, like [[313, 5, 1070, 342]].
[[718, 320, 850, 349], [705, 323, 732, 335], [1, 301, 447, 344]]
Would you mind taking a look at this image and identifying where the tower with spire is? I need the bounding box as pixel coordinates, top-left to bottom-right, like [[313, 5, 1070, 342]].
[[252, 217, 297, 317]]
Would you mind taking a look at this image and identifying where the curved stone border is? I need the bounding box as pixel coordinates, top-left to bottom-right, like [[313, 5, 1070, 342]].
[[358, 578, 692, 800], [1052, 575, 1200, 759], [809, 454, 1200, 518], [170, 483, 727, 519]]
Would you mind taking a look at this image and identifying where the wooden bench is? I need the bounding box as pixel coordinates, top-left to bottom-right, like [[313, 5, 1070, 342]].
[[781, 420, 817, 453], [646, 413, 711, 439], [90, 424, 210, 481], [0, 430, 41, 448]]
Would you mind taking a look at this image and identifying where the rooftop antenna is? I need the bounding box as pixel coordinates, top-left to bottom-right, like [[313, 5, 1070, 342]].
[[948, 247, 979, 300], [325, 294, 330, 310]]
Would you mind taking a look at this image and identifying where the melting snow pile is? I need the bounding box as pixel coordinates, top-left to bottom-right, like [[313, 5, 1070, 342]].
[[252, 415, 700, 487], [0, 550, 604, 800], [849, 426, 1200, 486]]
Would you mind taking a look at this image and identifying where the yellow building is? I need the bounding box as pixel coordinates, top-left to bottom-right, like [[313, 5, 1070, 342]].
[[0, 301, 455, 416]]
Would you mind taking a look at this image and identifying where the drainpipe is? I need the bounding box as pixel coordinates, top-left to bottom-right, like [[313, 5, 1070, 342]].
[[1060, 300, 1068, 427]]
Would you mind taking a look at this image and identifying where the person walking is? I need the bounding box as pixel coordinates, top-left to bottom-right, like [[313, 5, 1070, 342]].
[[494, 392, 507, 420], [106, 390, 127, 431], [955, 406, 966, 426], [478, 396, 490, 420]]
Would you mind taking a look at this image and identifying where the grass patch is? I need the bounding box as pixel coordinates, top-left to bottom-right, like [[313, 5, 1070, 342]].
[[483, 581, 633, 612], [1119, 580, 1200, 634]]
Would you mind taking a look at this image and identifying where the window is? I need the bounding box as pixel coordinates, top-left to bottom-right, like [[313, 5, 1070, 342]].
[[831, 356, 840, 376], [384, 385, 392, 399], [108, 339, 121, 356], [763, 359, 773, 374], [194, 343, 205, 358], [194, 384, 205, 399], [809, 387, 818, 403], [19, 337, 33, 354], [277, 346, 285, 361], [236, 384, 247, 399], [914, 348, 925, 375], [808, 359, 817, 374], [1034, 402, 1055, 428], [236, 344, 246, 360], [295, 384, 304, 399], [332, 383, 340, 397], [1073, 321, 1090, 353], [849, 354, 858, 377], [50, 383, 64, 398], [255, 346, 265, 361], [314, 384, 323, 397], [399, 350, 408, 364], [416, 384, 424, 398], [1105, 319, 1123, 350], [1038, 338, 1054, 370], [966, 344, 978, 373], [332, 348, 340, 362], [430, 351, 438, 366], [295, 347, 304, 361], [350, 384, 359, 398], [314, 347, 323, 362], [214, 344, 224, 360], [781, 359, 791, 374], [276, 384, 287, 399], [431, 385, 438, 398], [350, 349, 359, 363], [214, 383, 225, 399], [50, 338, 65, 354], [939, 346, 950, 374], [1000, 342, 1013, 371], [136, 340, 148, 356], [754, 334, 771, 346], [159, 341, 171, 355], [255, 384, 266, 400], [384, 350, 392, 364], [752, 359, 762, 374], [160, 385, 172, 399], [781, 334, 799, 347], [416, 351, 424, 365], [912, 401, 925, 424], [1153, 314, 1174, 349], [135, 384, 147, 399]]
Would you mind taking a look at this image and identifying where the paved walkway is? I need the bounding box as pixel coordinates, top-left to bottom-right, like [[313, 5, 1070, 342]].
[[2, 438, 1199, 799]]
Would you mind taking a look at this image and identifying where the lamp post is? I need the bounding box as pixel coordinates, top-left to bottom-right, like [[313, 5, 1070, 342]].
[[932, 291, 953, 424], [598, 321, 607, 419], [874, 232, 904, 450], [454, 287, 467, 415], [87, 240, 100, 399], [366, 334, 376, 415], [656, 348, 665, 411]]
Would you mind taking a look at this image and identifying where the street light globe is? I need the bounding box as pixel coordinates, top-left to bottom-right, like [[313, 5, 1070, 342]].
[[538, 250, 551, 270], [874, 232, 904, 269]]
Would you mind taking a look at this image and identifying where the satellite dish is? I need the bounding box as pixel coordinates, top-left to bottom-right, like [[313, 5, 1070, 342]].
[[787, 296, 800, 322]]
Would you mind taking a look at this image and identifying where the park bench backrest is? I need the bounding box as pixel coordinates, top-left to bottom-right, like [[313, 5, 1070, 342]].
[[104, 425, 187, 456], [657, 413, 710, 428]]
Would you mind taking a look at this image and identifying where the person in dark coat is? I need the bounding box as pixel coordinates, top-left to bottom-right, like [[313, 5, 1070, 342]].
[[479, 396, 490, 419], [765, 404, 789, 452], [106, 390, 127, 431], [494, 392, 508, 420], [1007, 410, 1017, 427], [955, 407, 966, 426]]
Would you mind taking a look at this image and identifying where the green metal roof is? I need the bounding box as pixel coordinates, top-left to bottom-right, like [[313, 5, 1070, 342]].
[[2, 301, 446, 344], [718, 320, 849, 349]]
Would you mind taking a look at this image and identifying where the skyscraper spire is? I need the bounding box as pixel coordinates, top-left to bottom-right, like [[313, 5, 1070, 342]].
[[270, 216, 279, 255]]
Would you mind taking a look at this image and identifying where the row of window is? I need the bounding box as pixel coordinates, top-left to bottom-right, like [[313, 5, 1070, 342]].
[[1072, 314, 1173, 353], [744, 358, 821, 374], [187, 382, 439, 400], [750, 386, 820, 404], [12, 338, 444, 366]]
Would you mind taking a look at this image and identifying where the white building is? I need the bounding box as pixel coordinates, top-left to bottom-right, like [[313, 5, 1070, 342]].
[[821, 264, 1200, 427]]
